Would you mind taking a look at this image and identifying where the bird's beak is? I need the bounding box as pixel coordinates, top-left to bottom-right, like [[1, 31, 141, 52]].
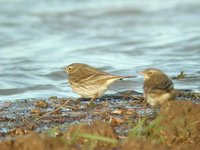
[[139, 70, 145, 75], [61, 67, 67, 70]]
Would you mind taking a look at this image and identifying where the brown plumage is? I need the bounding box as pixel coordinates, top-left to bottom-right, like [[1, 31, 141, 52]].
[[64, 63, 134, 104], [140, 68, 176, 106]]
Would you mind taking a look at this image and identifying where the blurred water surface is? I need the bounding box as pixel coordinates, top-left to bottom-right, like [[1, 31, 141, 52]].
[[0, 0, 200, 101]]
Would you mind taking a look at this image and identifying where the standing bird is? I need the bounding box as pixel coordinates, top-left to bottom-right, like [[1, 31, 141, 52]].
[[140, 68, 176, 106], [63, 63, 134, 105]]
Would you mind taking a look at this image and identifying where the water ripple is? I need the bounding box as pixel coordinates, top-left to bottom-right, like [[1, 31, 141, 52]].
[[0, 0, 200, 101]]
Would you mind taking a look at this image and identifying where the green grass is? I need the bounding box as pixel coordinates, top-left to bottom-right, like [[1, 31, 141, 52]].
[[63, 128, 118, 150], [77, 133, 118, 150], [128, 117, 147, 138], [77, 132, 118, 144], [128, 116, 165, 143]]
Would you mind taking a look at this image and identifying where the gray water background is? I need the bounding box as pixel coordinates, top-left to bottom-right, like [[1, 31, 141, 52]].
[[0, 0, 200, 101]]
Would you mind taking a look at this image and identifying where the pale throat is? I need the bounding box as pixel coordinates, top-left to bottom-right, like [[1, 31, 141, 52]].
[[144, 75, 150, 80]]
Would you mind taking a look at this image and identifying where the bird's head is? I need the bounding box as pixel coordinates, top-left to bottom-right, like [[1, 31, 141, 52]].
[[62, 63, 89, 75], [140, 68, 164, 80], [62, 63, 80, 75]]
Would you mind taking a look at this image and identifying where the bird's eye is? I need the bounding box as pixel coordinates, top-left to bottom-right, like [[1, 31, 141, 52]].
[[148, 71, 152, 75], [67, 67, 72, 71]]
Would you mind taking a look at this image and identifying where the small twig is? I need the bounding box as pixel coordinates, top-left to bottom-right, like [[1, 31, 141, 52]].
[[36, 99, 70, 120], [65, 106, 79, 110]]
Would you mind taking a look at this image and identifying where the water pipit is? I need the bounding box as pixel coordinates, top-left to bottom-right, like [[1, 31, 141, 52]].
[[140, 68, 176, 106], [63, 63, 134, 105]]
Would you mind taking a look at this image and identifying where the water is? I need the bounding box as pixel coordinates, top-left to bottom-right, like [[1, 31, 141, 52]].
[[0, 0, 200, 101]]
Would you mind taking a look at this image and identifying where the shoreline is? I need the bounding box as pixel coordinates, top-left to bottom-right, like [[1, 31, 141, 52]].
[[0, 90, 200, 149]]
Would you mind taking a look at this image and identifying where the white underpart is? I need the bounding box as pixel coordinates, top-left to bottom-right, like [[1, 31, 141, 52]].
[[70, 77, 120, 98], [147, 93, 171, 106]]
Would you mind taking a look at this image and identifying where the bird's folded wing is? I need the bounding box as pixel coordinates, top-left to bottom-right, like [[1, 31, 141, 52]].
[[78, 73, 118, 84], [151, 78, 173, 92]]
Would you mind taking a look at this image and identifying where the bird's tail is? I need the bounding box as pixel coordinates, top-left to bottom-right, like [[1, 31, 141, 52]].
[[101, 74, 135, 81]]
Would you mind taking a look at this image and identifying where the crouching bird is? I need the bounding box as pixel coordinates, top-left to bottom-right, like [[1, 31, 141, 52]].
[[140, 68, 176, 106]]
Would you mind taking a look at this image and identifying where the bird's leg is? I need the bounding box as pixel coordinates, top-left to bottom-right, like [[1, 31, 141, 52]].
[[88, 93, 98, 106]]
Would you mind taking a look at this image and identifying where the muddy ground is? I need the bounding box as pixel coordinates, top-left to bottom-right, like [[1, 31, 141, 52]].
[[0, 90, 200, 150]]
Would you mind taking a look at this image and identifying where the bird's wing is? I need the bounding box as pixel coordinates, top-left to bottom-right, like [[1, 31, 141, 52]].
[[151, 75, 174, 92], [69, 66, 106, 83], [78, 73, 119, 84]]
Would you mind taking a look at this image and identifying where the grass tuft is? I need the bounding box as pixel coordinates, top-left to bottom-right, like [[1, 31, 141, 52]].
[[128, 116, 165, 143]]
